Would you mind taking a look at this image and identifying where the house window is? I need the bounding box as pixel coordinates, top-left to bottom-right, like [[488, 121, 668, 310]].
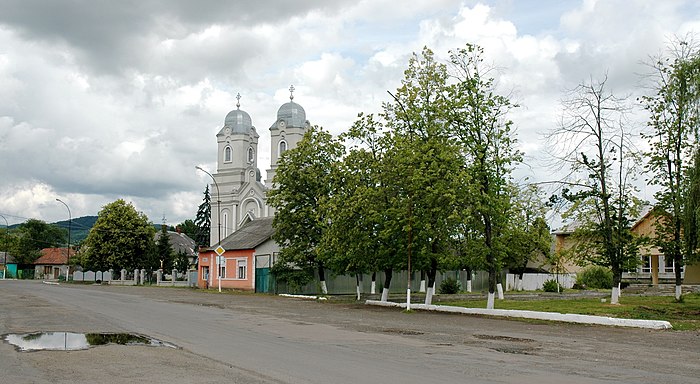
[[237, 259, 247, 280], [663, 256, 683, 273], [279, 140, 287, 155], [641, 256, 651, 273], [202, 266, 209, 281], [224, 146, 232, 162], [220, 264, 226, 279], [43, 266, 52, 275]]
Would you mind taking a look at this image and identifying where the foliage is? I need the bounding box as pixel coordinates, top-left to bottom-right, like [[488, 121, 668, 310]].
[[270, 262, 314, 294], [439, 278, 461, 294], [503, 185, 551, 275], [174, 250, 190, 273], [268, 126, 344, 290], [576, 266, 613, 289], [542, 279, 560, 292], [11, 219, 66, 264], [641, 37, 700, 290], [156, 225, 174, 271], [174, 219, 199, 244], [447, 44, 521, 301], [81, 199, 156, 271], [193, 185, 211, 248], [685, 147, 700, 265]]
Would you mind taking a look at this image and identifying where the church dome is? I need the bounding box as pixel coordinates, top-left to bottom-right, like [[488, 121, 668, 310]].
[[277, 101, 306, 127], [223, 108, 253, 134]]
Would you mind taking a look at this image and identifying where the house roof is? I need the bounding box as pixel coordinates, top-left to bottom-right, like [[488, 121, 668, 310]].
[[155, 230, 197, 256], [211, 216, 274, 251], [35, 248, 74, 265]]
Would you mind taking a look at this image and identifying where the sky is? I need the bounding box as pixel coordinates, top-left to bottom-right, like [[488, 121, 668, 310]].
[[1, 0, 699, 227]]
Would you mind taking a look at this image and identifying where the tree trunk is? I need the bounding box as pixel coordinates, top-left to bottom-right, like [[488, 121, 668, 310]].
[[611, 267, 621, 305], [371, 271, 376, 294], [381, 268, 392, 302], [466, 267, 472, 292], [425, 258, 438, 305], [355, 274, 361, 301], [318, 264, 328, 294]]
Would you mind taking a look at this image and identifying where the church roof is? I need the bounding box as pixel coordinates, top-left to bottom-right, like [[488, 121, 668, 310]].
[[276, 101, 307, 127], [155, 231, 197, 257], [223, 108, 253, 134], [215, 216, 274, 251]]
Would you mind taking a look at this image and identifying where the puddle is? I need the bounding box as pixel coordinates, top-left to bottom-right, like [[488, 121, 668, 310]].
[[3, 332, 177, 352]]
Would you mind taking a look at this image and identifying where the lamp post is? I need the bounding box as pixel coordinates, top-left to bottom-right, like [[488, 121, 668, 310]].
[[1, 214, 8, 280], [55, 199, 72, 280], [196, 166, 222, 292]]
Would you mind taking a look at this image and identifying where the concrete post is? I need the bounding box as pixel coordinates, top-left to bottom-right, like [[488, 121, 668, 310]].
[[140, 269, 145, 285], [134, 269, 139, 285], [172, 269, 177, 286], [121, 269, 127, 282], [157, 269, 162, 284]]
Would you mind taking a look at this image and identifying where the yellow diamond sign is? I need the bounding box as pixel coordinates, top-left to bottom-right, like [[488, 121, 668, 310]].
[[214, 245, 226, 256]]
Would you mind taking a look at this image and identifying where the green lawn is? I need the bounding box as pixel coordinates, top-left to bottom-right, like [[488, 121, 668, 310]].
[[438, 293, 700, 330]]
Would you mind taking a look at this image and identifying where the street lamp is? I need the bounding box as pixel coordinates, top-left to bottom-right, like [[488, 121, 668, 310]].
[[56, 199, 72, 280], [1, 214, 8, 280], [195, 166, 222, 292]]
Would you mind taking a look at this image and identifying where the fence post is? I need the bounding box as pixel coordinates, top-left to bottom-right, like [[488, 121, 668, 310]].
[[134, 269, 139, 285], [121, 269, 126, 282], [157, 269, 162, 284], [172, 269, 177, 286]]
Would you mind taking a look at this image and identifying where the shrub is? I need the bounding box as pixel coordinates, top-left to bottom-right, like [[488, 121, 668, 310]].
[[439, 278, 461, 294], [542, 279, 560, 292], [576, 266, 613, 289]]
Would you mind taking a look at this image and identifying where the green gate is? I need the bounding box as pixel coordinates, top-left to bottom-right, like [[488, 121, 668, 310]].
[[255, 267, 274, 293]]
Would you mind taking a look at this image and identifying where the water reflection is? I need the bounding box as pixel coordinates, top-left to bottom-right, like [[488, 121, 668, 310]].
[[4, 332, 176, 352]]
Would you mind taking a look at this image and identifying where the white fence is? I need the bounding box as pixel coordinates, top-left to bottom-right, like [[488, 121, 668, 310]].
[[505, 273, 577, 291]]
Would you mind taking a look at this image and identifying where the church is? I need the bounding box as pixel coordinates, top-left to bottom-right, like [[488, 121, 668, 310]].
[[198, 87, 309, 291]]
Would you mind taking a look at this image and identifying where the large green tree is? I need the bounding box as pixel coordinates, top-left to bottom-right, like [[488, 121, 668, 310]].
[[193, 185, 211, 248], [81, 199, 156, 271], [156, 224, 174, 272], [641, 37, 700, 299], [11, 219, 66, 265], [383, 47, 463, 305], [268, 126, 344, 294], [447, 44, 522, 309]]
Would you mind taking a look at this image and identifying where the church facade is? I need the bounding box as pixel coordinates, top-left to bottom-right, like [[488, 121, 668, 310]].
[[197, 88, 309, 291], [207, 90, 309, 246]]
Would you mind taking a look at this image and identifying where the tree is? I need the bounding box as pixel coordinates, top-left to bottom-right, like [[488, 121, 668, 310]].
[[641, 37, 700, 300], [382, 47, 463, 305], [174, 219, 199, 243], [81, 199, 156, 271], [503, 185, 551, 291], [547, 75, 642, 304], [684, 147, 700, 267], [156, 225, 174, 272], [447, 44, 522, 309], [268, 126, 344, 294], [11, 219, 66, 265], [174, 250, 190, 274], [193, 185, 211, 248]]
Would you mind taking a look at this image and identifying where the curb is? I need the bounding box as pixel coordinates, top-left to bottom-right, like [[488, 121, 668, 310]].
[[365, 300, 673, 330]]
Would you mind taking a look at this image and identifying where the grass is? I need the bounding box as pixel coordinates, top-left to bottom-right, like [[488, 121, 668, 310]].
[[438, 293, 700, 331]]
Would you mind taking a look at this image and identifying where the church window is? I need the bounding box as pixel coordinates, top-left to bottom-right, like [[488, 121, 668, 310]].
[[279, 140, 288, 155], [222, 212, 228, 237], [247, 147, 254, 163], [224, 146, 232, 162]]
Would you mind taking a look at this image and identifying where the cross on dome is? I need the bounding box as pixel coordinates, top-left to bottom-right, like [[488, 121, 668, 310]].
[[289, 85, 295, 101], [236, 93, 241, 109]]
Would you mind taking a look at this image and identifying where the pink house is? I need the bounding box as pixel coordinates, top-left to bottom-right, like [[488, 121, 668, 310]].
[[198, 217, 276, 291]]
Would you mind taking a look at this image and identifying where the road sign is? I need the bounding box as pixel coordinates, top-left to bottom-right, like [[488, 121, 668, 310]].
[[214, 245, 225, 256]]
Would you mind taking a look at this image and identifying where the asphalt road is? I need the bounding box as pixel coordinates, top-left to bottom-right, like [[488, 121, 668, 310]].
[[1, 280, 698, 384]]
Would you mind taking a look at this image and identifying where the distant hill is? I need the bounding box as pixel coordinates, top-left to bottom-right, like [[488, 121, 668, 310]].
[[54, 216, 98, 244]]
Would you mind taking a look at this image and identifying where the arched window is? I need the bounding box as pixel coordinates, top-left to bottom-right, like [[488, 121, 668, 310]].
[[224, 146, 232, 162], [222, 212, 228, 237], [279, 140, 288, 155], [247, 147, 254, 163]]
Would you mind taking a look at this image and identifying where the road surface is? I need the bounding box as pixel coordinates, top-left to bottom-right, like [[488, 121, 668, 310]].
[[1, 280, 698, 383]]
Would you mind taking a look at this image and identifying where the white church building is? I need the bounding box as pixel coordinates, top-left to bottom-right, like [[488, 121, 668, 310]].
[[207, 88, 309, 246]]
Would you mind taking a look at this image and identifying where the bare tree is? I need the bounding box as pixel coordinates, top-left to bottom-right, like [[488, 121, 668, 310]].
[[546, 75, 642, 304]]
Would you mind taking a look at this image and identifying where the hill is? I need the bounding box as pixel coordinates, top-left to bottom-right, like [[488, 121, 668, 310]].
[[54, 216, 98, 244]]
